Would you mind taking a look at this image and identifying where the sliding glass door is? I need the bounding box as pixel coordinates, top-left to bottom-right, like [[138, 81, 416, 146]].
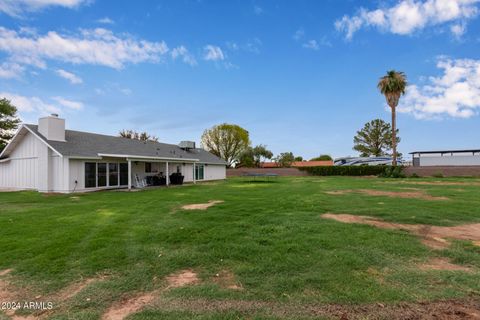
[[195, 164, 204, 180], [85, 162, 129, 188], [85, 162, 96, 188], [119, 163, 128, 186], [97, 163, 107, 187], [109, 163, 119, 186]]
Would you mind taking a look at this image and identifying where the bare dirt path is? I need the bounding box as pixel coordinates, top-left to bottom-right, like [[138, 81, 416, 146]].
[[325, 189, 449, 201], [181, 200, 224, 210], [150, 297, 480, 320], [321, 213, 480, 249]]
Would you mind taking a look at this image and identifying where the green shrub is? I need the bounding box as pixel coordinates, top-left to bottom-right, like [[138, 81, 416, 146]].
[[299, 165, 391, 176], [410, 173, 420, 178], [432, 172, 444, 178], [379, 166, 406, 178]]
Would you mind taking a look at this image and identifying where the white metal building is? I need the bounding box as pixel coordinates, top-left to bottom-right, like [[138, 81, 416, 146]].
[[410, 149, 480, 167], [0, 115, 227, 193]]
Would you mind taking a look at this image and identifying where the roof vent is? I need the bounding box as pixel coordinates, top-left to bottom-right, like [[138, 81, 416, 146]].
[[179, 141, 195, 150]]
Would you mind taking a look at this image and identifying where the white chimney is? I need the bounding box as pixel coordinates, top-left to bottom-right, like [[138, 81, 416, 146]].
[[38, 114, 65, 141]]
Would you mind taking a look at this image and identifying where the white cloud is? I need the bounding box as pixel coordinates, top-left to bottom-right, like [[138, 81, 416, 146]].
[[171, 45, 197, 66], [119, 88, 132, 95], [226, 38, 262, 54], [0, 92, 84, 119], [450, 22, 467, 37], [55, 69, 82, 84], [302, 40, 319, 50], [203, 45, 224, 61], [0, 27, 169, 70], [0, 92, 60, 114], [245, 37, 262, 54], [293, 28, 305, 41], [335, 0, 479, 40], [52, 96, 83, 110], [97, 17, 114, 24], [0, 0, 87, 17], [254, 5, 263, 15], [398, 57, 480, 119], [0, 62, 24, 79]]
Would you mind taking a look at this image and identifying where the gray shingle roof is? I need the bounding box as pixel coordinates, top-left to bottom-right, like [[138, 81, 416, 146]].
[[24, 124, 226, 165]]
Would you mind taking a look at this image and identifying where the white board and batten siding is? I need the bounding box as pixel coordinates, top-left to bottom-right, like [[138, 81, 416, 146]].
[[0, 133, 39, 190], [203, 164, 226, 180], [0, 132, 69, 192]]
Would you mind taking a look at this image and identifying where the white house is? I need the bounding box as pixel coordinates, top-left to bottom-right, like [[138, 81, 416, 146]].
[[410, 149, 480, 167], [0, 115, 227, 193]]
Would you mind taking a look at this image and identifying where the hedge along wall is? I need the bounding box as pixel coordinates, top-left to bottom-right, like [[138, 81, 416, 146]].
[[298, 166, 391, 176]]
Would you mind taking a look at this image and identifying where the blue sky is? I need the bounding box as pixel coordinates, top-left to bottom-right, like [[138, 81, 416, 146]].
[[1, 0, 479, 160]]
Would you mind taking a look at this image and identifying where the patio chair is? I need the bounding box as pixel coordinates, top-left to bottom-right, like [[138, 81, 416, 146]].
[[134, 174, 147, 189]]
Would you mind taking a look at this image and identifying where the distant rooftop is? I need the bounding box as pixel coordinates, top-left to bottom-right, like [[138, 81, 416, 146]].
[[410, 149, 480, 155]]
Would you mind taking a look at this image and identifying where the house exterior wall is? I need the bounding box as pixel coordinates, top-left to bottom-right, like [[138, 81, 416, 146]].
[[70, 159, 130, 192], [69, 159, 84, 191], [1, 131, 226, 192], [0, 133, 39, 190], [418, 154, 480, 166], [204, 164, 226, 181], [183, 163, 194, 182]]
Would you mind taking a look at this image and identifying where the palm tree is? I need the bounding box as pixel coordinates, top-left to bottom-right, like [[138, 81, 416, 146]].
[[377, 70, 407, 166]]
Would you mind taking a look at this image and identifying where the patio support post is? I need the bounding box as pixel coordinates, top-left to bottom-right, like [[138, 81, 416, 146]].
[[127, 160, 132, 191], [193, 163, 196, 184], [166, 161, 169, 186]]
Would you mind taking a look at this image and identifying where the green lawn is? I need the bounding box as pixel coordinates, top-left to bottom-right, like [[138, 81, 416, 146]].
[[0, 176, 479, 319]]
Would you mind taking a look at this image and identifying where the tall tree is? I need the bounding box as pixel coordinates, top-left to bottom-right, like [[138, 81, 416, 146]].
[[353, 119, 400, 157], [274, 152, 295, 167], [201, 123, 250, 167], [252, 144, 273, 166], [237, 147, 255, 168], [0, 98, 21, 152], [119, 129, 159, 142], [378, 70, 407, 166], [310, 155, 332, 161]]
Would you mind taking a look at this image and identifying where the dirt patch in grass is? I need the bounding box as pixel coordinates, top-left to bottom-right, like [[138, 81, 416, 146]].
[[101, 291, 158, 320], [0, 269, 12, 276], [0, 273, 109, 319], [55, 275, 108, 301], [325, 189, 449, 201], [418, 258, 472, 272], [321, 213, 480, 249], [325, 190, 349, 195], [0, 271, 36, 319], [151, 297, 480, 320], [165, 269, 200, 288], [100, 270, 200, 320], [212, 270, 243, 290], [384, 180, 480, 187], [181, 200, 224, 210]]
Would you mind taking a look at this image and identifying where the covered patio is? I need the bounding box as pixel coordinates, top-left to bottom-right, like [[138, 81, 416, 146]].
[[87, 154, 201, 191]]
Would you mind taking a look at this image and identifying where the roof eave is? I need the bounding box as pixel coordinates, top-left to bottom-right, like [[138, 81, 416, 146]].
[[98, 153, 200, 162]]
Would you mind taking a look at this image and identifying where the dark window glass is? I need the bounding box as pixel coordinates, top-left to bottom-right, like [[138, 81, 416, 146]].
[[98, 163, 107, 187], [145, 162, 152, 173], [195, 164, 204, 180], [109, 163, 119, 186], [85, 162, 96, 188], [119, 163, 128, 186]]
